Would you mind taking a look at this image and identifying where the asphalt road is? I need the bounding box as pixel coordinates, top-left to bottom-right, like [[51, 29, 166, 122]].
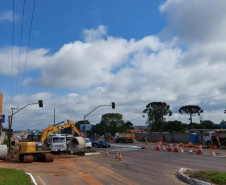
[[0, 143, 225, 185], [89, 143, 226, 185]]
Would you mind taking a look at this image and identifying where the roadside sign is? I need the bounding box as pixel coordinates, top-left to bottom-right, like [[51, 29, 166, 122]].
[[80, 124, 92, 131], [0, 115, 5, 123]]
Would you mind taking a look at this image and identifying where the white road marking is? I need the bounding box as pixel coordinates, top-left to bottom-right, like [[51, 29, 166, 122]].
[[37, 176, 47, 185]]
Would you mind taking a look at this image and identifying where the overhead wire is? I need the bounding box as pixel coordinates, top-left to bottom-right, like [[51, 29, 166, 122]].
[[15, 0, 26, 108], [18, 0, 36, 107], [11, 0, 15, 105]]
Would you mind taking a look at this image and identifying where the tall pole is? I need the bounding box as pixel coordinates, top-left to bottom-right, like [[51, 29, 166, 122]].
[[8, 108, 17, 155], [54, 108, 55, 125], [7, 101, 43, 156], [84, 103, 115, 139], [84, 116, 86, 138]]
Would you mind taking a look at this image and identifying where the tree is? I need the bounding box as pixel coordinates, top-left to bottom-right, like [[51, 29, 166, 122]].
[[101, 113, 126, 137], [125, 121, 134, 130], [179, 105, 203, 124], [143, 102, 172, 132], [220, 120, 226, 125], [201, 120, 214, 129], [165, 120, 183, 132]]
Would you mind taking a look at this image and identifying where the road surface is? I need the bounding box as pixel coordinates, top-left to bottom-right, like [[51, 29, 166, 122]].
[[0, 144, 225, 185]]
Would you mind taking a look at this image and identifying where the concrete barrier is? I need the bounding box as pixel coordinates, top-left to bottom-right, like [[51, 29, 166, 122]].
[[0, 145, 8, 160]]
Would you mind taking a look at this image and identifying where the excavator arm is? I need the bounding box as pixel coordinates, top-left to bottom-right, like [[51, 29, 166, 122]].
[[39, 120, 83, 142]]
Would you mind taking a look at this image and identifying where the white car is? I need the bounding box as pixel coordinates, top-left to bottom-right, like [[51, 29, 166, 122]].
[[86, 138, 92, 149]]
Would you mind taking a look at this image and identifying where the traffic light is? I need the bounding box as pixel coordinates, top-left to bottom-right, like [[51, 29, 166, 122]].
[[38, 100, 43, 107], [112, 102, 115, 109]]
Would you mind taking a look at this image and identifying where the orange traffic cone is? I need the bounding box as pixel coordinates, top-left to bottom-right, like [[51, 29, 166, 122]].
[[168, 143, 173, 152], [197, 144, 204, 155], [105, 150, 108, 157], [119, 153, 122, 161], [156, 142, 161, 151], [116, 151, 119, 159], [174, 143, 179, 152]]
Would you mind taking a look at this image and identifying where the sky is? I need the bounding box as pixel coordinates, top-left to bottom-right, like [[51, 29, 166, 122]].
[[0, 0, 226, 130]]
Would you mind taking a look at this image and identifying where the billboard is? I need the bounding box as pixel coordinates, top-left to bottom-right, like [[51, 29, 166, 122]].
[[80, 124, 92, 131], [0, 115, 5, 123]]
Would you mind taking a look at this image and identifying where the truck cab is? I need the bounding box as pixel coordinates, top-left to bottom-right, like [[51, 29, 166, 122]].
[[203, 131, 219, 147], [47, 134, 67, 152]]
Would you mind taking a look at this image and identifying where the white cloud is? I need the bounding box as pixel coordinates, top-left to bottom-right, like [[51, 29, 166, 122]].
[[0, 11, 19, 22], [160, 0, 226, 43], [83, 25, 107, 42], [2, 0, 226, 130]]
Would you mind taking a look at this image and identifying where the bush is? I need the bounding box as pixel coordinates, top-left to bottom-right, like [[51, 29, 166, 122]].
[[211, 173, 226, 185]]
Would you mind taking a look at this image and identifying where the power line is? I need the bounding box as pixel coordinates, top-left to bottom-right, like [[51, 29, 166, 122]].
[[18, 0, 36, 106], [15, 0, 26, 108], [11, 0, 15, 105]]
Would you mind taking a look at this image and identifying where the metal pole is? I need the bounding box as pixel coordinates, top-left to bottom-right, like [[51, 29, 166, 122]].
[[54, 108, 55, 125], [84, 116, 86, 138], [8, 115, 11, 155], [84, 103, 115, 138], [8, 107, 16, 156]]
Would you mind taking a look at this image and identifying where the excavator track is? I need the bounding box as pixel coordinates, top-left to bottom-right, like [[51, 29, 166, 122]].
[[22, 155, 33, 163], [44, 153, 54, 162]]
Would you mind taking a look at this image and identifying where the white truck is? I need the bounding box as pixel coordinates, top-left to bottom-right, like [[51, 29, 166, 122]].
[[114, 132, 135, 143], [47, 134, 67, 153], [203, 130, 226, 148]]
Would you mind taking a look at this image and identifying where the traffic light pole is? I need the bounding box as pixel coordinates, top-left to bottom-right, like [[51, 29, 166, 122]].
[[8, 100, 43, 156], [84, 102, 115, 138]]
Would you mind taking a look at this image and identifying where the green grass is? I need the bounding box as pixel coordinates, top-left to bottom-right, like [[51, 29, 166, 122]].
[[187, 170, 226, 185], [0, 168, 33, 185], [83, 149, 96, 153]]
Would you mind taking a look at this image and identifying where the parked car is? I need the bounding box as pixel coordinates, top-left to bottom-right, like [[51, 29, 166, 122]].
[[97, 140, 110, 148], [86, 138, 92, 149], [90, 138, 98, 146]]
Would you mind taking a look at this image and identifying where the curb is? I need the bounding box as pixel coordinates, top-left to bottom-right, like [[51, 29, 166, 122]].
[[177, 168, 215, 185], [26, 173, 38, 185], [85, 152, 102, 156]]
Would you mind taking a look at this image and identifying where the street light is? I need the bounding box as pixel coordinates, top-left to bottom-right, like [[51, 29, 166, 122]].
[[84, 102, 115, 138], [8, 100, 43, 155]]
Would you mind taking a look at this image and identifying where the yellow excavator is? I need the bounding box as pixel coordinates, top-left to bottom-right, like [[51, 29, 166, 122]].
[[13, 120, 85, 163]]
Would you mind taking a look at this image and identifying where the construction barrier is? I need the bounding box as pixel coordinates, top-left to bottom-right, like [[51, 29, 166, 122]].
[[162, 143, 167, 151], [174, 143, 179, 152], [156, 142, 161, 151], [209, 145, 221, 156], [168, 143, 173, 152], [197, 144, 204, 155]]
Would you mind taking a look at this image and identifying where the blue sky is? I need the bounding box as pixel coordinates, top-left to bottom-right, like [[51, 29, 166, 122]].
[[1, 0, 226, 130], [1, 0, 166, 52]]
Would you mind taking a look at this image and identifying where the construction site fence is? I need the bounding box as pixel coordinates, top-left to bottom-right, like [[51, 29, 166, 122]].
[[135, 132, 202, 143]]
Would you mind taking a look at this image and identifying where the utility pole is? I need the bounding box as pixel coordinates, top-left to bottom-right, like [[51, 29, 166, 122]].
[[54, 108, 55, 125], [8, 108, 17, 152]]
